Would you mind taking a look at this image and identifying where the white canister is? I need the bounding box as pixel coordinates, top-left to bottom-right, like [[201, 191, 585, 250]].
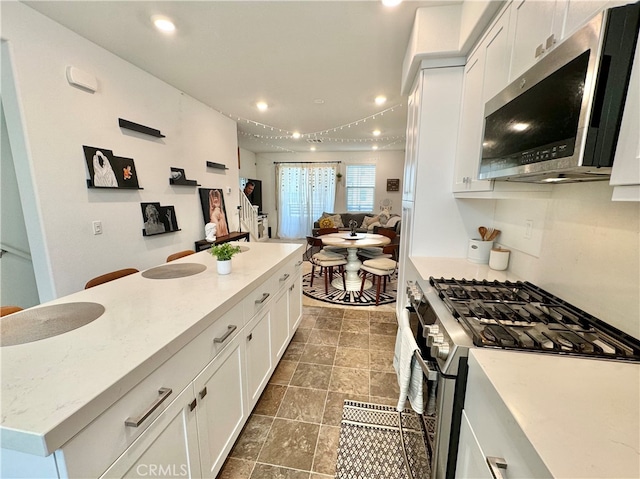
[[467, 239, 493, 264], [489, 248, 510, 271]]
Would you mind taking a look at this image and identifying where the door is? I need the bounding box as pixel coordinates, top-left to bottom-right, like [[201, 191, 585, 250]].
[[245, 308, 272, 409], [99, 386, 202, 479], [194, 335, 246, 479]]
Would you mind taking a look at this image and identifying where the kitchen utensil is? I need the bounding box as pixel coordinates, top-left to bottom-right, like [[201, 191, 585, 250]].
[[478, 226, 487, 240], [487, 229, 501, 241], [484, 227, 494, 241]]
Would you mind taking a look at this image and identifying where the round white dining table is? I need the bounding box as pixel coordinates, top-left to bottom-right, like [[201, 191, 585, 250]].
[[318, 232, 391, 291]]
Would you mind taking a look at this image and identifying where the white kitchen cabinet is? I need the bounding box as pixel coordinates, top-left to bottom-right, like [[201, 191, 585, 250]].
[[456, 412, 493, 479], [453, 8, 510, 193], [272, 284, 290, 361], [244, 308, 272, 410], [508, 0, 561, 81], [402, 74, 422, 202], [194, 334, 246, 479], [562, 0, 609, 39], [288, 262, 303, 335], [99, 386, 201, 479], [457, 353, 553, 479], [610, 29, 640, 200]]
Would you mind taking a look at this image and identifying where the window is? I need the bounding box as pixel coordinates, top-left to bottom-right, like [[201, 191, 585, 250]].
[[346, 164, 376, 212]]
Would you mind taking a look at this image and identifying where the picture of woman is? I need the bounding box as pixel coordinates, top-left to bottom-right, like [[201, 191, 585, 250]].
[[208, 189, 229, 237], [142, 203, 166, 235]]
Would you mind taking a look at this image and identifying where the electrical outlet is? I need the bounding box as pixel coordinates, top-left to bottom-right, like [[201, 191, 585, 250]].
[[524, 220, 533, 239], [92, 221, 103, 235]]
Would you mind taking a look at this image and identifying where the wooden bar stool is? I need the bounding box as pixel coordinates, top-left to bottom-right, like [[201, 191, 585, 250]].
[[1, 306, 23, 317], [359, 257, 397, 306], [85, 268, 139, 289], [166, 250, 195, 262]]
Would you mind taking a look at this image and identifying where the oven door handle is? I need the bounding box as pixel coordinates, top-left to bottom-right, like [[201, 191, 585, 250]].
[[413, 350, 438, 381]]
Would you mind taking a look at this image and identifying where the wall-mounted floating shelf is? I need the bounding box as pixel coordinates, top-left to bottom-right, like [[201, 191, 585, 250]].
[[170, 178, 200, 186], [87, 179, 143, 189], [169, 167, 200, 186], [206, 161, 228, 170], [142, 229, 181, 237], [118, 118, 165, 138]]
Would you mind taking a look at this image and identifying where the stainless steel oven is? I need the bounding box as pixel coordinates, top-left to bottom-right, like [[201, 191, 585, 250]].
[[405, 276, 640, 479], [406, 281, 474, 479]]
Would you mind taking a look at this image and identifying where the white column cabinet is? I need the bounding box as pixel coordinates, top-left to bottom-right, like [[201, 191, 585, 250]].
[[288, 263, 303, 335], [402, 74, 422, 202], [194, 334, 246, 479], [99, 386, 202, 479]]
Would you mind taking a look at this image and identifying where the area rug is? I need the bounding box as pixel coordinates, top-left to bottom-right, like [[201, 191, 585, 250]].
[[335, 401, 431, 479], [302, 272, 396, 307]]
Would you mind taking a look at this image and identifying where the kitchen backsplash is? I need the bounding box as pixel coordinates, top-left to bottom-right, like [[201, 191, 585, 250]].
[[496, 182, 639, 339]]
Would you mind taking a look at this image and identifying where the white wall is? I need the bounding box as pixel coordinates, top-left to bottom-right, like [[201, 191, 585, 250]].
[[2, 3, 239, 299], [239, 147, 257, 180], [494, 183, 640, 338], [255, 150, 405, 237]]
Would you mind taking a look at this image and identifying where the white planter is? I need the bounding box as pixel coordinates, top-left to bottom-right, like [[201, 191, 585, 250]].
[[216, 259, 232, 275]]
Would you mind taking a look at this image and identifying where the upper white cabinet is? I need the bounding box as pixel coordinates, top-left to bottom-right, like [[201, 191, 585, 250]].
[[453, 8, 510, 193], [508, 0, 562, 81], [610, 28, 640, 199]]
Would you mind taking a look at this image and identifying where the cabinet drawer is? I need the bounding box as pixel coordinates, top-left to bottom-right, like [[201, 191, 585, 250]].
[[463, 359, 552, 479], [58, 304, 242, 478], [242, 275, 278, 322]]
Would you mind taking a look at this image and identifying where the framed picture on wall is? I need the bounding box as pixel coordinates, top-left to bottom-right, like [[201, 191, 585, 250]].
[[140, 202, 179, 236], [386, 178, 400, 192], [198, 188, 230, 237], [83, 145, 139, 188]]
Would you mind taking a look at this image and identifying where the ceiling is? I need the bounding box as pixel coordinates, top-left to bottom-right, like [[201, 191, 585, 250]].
[[23, 0, 455, 154]]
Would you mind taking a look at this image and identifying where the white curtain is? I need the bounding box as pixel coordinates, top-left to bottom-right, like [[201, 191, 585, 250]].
[[276, 163, 337, 239]]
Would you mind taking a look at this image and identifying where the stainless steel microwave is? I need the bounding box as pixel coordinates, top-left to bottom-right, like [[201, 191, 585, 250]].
[[478, 2, 640, 183]]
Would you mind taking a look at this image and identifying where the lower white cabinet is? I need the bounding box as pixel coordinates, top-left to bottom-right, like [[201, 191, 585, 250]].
[[456, 411, 493, 479], [99, 386, 202, 479], [194, 334, 246, 478], [245, 308, 273, 410], [288, 265, 302, 335]]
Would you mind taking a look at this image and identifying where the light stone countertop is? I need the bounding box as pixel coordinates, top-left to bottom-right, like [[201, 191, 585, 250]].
[[469, 349, 640, 479], [410, 256, 523, 283], [0, 242, 302, 456]]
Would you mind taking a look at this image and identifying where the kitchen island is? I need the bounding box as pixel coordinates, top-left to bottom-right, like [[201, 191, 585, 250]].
[[1, 242, 303, 478]]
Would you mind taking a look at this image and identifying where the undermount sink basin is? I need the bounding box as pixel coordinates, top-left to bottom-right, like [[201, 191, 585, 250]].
[[1, 302, 105, 347]]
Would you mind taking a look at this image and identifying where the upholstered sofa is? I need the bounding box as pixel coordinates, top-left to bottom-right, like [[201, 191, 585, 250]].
[[312, 211, 401, 236]]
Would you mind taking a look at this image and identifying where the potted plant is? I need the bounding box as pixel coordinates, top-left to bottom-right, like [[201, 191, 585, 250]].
[[210, 243, 241, 275], [336, 172, 343, 182]]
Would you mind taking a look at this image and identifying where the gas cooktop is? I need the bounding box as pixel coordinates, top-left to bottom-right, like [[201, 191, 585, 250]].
[[429, 277, 640, 362]]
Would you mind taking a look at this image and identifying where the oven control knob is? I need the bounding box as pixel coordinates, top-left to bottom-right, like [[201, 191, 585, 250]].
[[427, 333, 444, 346], [431, 343, 450, 360], [425, 325, 439, 335]]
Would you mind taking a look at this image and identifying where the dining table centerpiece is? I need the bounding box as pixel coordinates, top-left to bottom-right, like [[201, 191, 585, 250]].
[[348, 219, 358, 237], [210, 243, 241, 275]]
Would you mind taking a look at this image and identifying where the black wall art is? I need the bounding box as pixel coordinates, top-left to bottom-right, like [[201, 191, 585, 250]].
[[84, 145, 140, 189], [198, 188, 230, 237], [170, 167, 200, 186], [141, 202, 179, 236]]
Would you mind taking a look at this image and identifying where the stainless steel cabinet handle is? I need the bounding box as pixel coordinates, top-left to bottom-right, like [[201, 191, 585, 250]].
[[189, 399, 197, 411], [213, 325, 237, 343], [125, 387, 173, 427], [289, 284, 295, 291], [255, 293, 270, 304], [199, 387, 207, 399], [296, 260, 303, 266], [486, 456, 507, 479], [279, 273, 290, 282]]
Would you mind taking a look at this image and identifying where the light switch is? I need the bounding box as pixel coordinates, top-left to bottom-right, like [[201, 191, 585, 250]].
[[92, 221, 103, 235]]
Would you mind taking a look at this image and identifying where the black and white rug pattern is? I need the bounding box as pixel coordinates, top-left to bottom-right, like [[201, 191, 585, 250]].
[[302, 272, 397, 307], [335, 401, 431, 479]]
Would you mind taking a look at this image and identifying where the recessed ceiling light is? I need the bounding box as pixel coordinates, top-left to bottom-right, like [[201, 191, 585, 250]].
[[373, 130, 381, 137], [292, 131, 301, 139], [511, 122, 529, 132], [310, 146, 317, 151], [152, 15, 176, 33], [313, 99, 325, 104], [382, 0, 403, 6], [256, 101, 268, 111], [375, 95, 387, 106], [372, 145, 379, 150]]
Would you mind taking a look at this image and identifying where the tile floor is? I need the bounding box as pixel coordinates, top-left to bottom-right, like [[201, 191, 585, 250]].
[[216, 301, 400, 479]]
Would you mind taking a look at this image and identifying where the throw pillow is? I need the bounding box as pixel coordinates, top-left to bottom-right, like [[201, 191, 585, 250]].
[[328, 214, 344, 228], [361, 215, 380, 229], [318, 217, 334, 228], [386, 215, 401, 229]]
